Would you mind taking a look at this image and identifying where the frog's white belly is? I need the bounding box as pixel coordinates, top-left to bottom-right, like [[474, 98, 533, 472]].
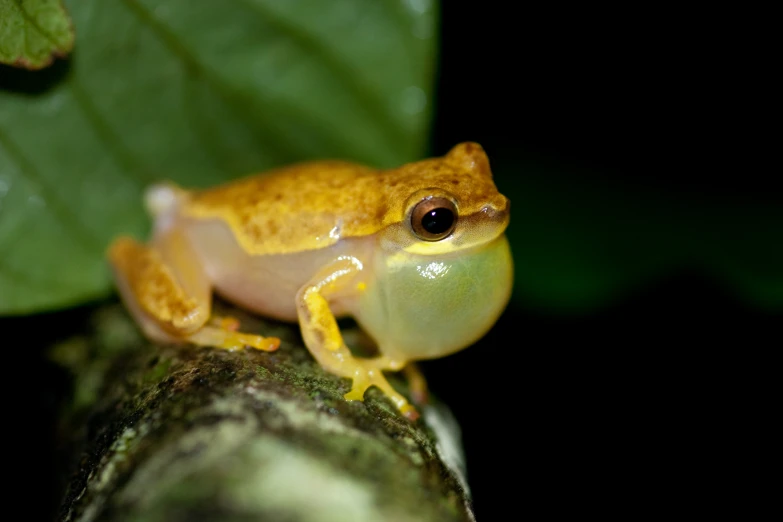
[[183, 219, 376, 322]]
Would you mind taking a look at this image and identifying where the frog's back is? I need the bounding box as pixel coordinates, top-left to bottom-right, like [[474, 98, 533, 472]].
[[153, 143, 504, 257], [175, 161, 387, 255]]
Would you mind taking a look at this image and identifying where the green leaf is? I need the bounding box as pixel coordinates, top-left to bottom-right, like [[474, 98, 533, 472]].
[[0, 0, 74, 69], [697, 202, 783, 311], [495, 159, 684, 312], [0, 0, 438, 314]]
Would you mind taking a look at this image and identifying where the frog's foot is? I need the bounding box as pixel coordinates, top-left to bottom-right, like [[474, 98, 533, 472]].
[[344, 359, 420, 421], [403, 363, 429, 406], [188, 323, 280, 352]]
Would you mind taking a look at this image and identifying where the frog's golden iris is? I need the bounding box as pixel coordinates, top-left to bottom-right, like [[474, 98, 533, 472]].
[[409, 195, 458, 241]]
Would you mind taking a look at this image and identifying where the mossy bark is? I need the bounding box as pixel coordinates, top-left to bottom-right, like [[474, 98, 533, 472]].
[[51, 303, 474, 522]]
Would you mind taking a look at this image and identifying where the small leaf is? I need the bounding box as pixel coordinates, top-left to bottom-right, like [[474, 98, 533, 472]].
[[0, 0, 74, 69], [0, 0, 438, 314]]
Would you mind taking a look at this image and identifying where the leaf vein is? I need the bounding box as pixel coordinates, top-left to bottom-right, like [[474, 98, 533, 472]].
[[0, 126, 102, 254], [69, 78, 156, 187], [179, 70, 260, 173], [15, 0, 70, 51], [119, 0, 363, 163], [235, 0, 408, 150]]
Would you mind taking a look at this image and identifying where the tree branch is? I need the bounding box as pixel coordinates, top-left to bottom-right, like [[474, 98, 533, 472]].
[[52, 303, 475, 522]]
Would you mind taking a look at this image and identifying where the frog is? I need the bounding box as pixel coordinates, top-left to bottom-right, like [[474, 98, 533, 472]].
[[108, 142, 513, 420]]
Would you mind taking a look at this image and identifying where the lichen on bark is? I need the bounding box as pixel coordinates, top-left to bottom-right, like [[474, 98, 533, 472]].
[[51, 302, 475, 522]]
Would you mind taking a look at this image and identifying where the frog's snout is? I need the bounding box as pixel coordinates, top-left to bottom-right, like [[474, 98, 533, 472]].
[[481, 195, 510, 226]]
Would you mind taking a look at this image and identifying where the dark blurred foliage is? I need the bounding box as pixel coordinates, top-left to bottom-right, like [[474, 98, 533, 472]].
[[6, 2, 777, 520]]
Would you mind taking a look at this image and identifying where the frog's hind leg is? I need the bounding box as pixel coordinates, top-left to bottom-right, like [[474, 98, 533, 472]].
[[108, 230, 279, 352]]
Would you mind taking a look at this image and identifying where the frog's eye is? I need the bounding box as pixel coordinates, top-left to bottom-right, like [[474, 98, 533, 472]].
[[410, 196, 458, 241]]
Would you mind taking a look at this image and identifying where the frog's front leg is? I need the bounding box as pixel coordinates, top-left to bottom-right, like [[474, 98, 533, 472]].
[[295, 258, 419, 420], [108, 229, 279, 351]]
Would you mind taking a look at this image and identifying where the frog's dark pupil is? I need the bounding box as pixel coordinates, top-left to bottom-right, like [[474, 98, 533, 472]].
[[422, 208, 454, 235]]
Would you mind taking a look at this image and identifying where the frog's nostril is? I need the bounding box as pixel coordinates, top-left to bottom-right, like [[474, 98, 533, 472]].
[[481, 196, 510, 221]]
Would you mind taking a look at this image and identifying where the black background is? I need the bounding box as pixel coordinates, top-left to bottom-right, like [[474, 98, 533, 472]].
[[7, 2, 778, 520], [423, 3, 777, 520]]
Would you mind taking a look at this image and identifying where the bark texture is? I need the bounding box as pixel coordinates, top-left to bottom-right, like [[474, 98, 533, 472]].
[[51, 303, 475, 522]]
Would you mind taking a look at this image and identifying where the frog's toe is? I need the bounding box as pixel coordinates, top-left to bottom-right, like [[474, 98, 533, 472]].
[[344, 373, 371, 401], [400, 403, 420, 421], [344, 389, 366, 402], [187, 326, 280, 352], [239, 333, 280, 352]]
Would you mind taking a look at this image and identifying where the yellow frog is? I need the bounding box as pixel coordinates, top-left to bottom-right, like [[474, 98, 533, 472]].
[[108, 142, 512, 419]]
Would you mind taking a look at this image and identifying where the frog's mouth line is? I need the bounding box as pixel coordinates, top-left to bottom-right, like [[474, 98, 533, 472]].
[[445, 230, 509, 259], [451, 200, 510, 241], [474, 199, 510, 230], [398, 213, 510, 258]]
